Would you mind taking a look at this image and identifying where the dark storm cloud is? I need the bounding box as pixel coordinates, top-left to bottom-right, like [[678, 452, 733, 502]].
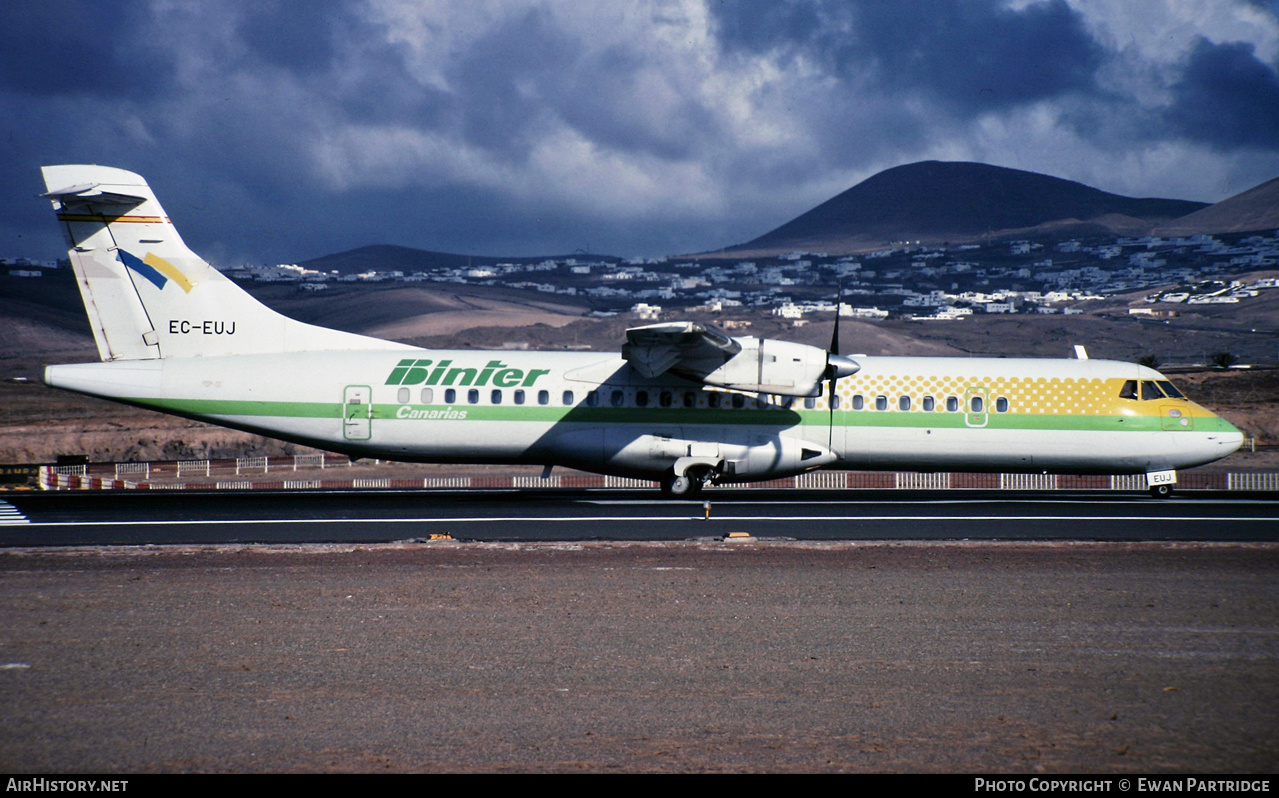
[[1164, 38, 1279, 151], [3, 0, 1279, 264], [235, 0, 343, 74], [1244, 0, 1279, 19], [710, 0, 1105, 116], [555, 44, 722, 163], [0, 3, 174, 99], [441, 7, 579, 160], [230, 0, 452, 129]]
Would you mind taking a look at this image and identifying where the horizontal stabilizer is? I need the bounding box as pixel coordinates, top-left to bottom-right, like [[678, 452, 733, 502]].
[[42, 182, 148, 206]]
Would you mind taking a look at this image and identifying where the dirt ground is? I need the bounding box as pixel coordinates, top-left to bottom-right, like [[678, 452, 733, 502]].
[[1, 542, 1275, 773]]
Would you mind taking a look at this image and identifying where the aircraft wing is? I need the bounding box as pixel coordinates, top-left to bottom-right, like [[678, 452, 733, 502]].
[[622, 321, 851, 396], [622, 322, 742, 379]]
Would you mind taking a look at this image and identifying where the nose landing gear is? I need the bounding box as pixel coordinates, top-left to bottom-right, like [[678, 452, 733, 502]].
[[1146, 469, 1177, 499]]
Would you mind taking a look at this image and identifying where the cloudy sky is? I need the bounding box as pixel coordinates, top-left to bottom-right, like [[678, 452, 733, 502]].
[[3, 0, 1279, 265]]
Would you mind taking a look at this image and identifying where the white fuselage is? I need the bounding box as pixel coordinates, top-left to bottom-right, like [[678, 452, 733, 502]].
[[45, 347, 1245, 481]]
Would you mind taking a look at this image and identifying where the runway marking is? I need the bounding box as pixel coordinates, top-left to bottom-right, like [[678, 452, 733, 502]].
[[588, 498, 1279, 507], [9, 515, 1279, 528], [0, 501, 30, 525]]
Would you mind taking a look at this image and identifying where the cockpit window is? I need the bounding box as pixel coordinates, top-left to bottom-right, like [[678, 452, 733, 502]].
[[1157, 381, 1185, 399], [1119, 380, 1138, 400], [1141, 381, 1165, 401]]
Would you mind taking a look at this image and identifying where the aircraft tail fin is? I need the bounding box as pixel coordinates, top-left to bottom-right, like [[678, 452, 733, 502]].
[[41, 165, 402, 361]]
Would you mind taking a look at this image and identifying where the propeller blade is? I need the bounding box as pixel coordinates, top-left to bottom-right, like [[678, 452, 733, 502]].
[[829, 283, 842, 356], [827, 284, 843, 447]]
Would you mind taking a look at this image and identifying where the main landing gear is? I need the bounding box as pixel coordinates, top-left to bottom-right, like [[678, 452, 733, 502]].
[[660, 466, 712, 497]]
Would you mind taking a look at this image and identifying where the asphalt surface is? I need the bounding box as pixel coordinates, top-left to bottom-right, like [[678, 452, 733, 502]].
[[2, 489, 1277, 773], [1, 540, 1276, 773], [3, 488, 1279, 545]]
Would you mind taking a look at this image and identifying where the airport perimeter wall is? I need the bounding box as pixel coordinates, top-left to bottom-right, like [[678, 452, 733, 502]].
[[31, 454, 1279, 492]]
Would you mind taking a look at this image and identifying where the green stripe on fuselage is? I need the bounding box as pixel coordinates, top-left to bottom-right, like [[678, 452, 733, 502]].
[[127, 396, 1233, 434]]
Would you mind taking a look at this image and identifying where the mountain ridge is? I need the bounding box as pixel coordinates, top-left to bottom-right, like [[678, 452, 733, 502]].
[[298, 161, 1278, 269], [1153, 175, 1279, 237], [730, 161, 1210, 255]]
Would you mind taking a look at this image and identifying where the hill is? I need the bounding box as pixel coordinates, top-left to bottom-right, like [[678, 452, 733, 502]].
[[299, 244, 620, 275], [1154, 175, 1279, 237], [731, 161, 1209, 254]]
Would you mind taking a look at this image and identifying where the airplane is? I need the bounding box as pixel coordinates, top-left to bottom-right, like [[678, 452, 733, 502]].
[[37, 164, 1244, 498]]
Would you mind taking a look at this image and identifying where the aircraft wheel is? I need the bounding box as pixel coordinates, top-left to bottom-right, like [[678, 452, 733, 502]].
[[1148, 484, 1174, 499], [661, 472, 700, 498]]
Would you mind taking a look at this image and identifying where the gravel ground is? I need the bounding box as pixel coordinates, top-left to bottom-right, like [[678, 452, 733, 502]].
[[1, 541, 1277, 773]]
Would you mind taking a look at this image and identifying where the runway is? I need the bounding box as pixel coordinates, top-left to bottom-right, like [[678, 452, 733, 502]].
[[4, 489, 1278, 772], [2, 488, 1278, 546]]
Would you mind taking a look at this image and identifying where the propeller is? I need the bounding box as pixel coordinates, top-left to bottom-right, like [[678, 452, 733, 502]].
[[825, 286, 860, 446]]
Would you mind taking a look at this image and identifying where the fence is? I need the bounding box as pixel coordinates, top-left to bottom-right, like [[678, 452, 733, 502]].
[[34, 463, 1279, 492]]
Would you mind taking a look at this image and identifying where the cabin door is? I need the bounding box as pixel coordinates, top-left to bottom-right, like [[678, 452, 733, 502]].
[[343, 385, 373, 441]]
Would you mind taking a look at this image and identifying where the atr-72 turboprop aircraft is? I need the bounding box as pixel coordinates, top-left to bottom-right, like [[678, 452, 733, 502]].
[[38, 165, 1243, 497]]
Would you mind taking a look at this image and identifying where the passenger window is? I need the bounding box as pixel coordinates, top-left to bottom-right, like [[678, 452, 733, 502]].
[[995, 397, 1009, 413], [585, 390, 599, 407], [731, 394, 745, 409], [420, 388, 433, 404], [1119, 380, 1138, 400], [445, 388, 456, 404], [923, 396, 935, 412], [491, 389, 502, 404], [899, 395, 911, 411], [514, 389, 525, 405], [971, 396, 983, 413], [467, 389, 479, 404], [683, 392, 696, 408], [659, 391, 672, 407], [562, 390, 574, 406], [538, 390, 550, 406], [397, 387, 410, 403], [710, 393, 723, 409], [611, 390, 624, 407], [780, 395, 795, 409], [831, 394, 841, 410], [875, 395, 888, 411], [636, 390, 648, 407], [803, 396, 815, 410], [1158, 381, 1185, 399], [852, 395, 864, 410], [946, 396, 959, 412], [1141, 381, 1164, 401]]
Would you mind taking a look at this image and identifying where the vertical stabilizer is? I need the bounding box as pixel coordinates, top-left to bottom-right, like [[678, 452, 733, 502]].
[[41, 165, 405, 360]]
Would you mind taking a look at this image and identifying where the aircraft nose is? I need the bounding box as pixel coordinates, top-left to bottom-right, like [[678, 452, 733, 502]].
[[1219, 430, 1246, 454]]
